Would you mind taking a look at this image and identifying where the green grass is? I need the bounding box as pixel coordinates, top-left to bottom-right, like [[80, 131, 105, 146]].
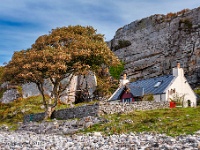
[[1, 96, 200, 137], [81, 107, 200, 137], [0, 96, 45, 130], [0, 96, 98, 129]]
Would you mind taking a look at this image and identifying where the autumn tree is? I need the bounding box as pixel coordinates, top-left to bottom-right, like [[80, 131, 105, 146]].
[[2, 25, 119, 119]]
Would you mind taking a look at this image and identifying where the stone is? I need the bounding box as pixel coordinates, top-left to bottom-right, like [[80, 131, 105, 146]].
[[85, 122, 93, 128], [93, 132, 102, 137], [0, 89, 20, 103], [198, 142, 200, 149], [195, 130, 200, 135]]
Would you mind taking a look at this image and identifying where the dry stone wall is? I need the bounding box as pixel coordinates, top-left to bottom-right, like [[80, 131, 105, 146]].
[[23, 101, 169, 123], [98, 101, 169, 115], [108, 7, 200, 86]]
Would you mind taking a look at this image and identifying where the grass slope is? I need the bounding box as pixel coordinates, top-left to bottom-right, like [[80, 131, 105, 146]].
[[0, 96, 97, 130], [0, 96, 44, 130], [82, 107, 200, 137]]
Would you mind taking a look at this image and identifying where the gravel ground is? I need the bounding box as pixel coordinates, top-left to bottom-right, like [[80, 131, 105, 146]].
[[0, 131, 200, 150]]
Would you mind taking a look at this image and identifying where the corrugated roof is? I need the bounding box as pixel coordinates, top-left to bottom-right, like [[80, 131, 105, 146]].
[[109, 88, 124, 101], [109, 75, 175, 101]]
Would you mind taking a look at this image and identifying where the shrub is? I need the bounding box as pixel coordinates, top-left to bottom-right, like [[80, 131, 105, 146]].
[[170, 92, 185, 106], [142, 94, 154, 101], [177, 9, 190, 15], [130, 78, 136, 82], [0, 88, 6, 99], [114, 40, 131, 51], [179, 18, 193, 32], [194, 88, 200, 95], [0, 66, 4, 84], [109, 61, 125, 80], [166, 12, 176, 19]]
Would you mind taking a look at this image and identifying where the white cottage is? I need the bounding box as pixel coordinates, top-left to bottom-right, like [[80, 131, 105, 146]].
[[109, 63, 197, 107]]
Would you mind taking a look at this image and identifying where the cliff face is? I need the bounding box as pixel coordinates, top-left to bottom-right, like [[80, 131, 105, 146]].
[[109, 7, 200, 86]]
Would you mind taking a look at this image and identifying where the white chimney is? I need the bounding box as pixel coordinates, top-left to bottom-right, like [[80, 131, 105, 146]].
[[120, 73, 129, 86], [173, 63, 184, 77]]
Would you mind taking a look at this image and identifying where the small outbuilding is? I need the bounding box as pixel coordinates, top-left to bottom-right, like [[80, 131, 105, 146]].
[[109, 63, 197, 107]]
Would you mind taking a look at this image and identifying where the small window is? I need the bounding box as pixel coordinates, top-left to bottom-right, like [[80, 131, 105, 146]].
[[154, 81, 162, 87]]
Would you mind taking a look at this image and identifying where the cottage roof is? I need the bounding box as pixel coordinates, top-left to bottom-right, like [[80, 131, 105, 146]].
[[109, 75, 175, 101]]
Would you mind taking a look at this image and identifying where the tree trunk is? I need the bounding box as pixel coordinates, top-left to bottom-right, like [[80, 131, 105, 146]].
[[44, 105, 56, 120], [36, 82, 47, 110], [43, 81, 59, 120]]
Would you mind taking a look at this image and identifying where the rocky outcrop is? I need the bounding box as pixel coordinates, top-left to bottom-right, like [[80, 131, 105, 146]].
[[0, 82, 21, 103], [21, 76, 79, 104], [0, 89, 20, 103], [0, 73, 97, 104], [109, 7, 200, 86]]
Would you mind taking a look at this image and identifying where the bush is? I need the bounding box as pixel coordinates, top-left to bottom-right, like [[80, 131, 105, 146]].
[[194, 89, 200, 106], [166, 12, 176, 19], [0, 88, 6, 99], [114, 40, 131, 51], [109, 61, 125, 80], [194, 88, 200, 95], [0, 66, 4, 84], [142, 94, 154, 101], [179, 18, 193, 31]]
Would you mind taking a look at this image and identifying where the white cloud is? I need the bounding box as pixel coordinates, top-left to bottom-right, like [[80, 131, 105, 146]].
[[0, 0, 200, 65]]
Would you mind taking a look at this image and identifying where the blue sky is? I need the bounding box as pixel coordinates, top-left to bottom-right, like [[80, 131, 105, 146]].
[[0, 0, 200, 66]]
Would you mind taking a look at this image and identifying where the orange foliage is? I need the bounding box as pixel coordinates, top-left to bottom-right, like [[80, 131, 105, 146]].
[[3, 25, 120, 119]]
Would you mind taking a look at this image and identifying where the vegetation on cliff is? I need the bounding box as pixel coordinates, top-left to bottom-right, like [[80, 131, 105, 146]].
[[0, 66, 4, 84], [113, 40, 131, 51]]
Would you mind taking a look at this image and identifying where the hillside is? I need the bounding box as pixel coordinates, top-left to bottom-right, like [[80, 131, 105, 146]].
[[108, 7, 200, 87]]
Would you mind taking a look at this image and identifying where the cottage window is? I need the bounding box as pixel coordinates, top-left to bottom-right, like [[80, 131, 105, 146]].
[[122, 98, 132, 103], [154, 81, 162, 87]]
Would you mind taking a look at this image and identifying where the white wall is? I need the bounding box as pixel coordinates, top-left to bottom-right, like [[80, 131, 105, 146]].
[[154, 94, 166, 102], [167, 76, 196, 107]]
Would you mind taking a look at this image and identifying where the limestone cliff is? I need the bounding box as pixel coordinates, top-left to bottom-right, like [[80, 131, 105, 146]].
[[108, 7, 200, 87]]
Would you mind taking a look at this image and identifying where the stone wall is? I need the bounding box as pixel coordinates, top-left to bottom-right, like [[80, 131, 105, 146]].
[[98, 101, 169, 115], [23, 101, 169, 123], [24, 112, 45, 123]]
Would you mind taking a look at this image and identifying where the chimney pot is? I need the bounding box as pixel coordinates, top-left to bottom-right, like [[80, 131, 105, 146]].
[[123, 73, 127, 80], [177, 63, 180, 68]]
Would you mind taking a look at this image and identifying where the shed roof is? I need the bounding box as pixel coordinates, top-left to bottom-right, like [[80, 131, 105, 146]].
[[109, 75, 175, 101]]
